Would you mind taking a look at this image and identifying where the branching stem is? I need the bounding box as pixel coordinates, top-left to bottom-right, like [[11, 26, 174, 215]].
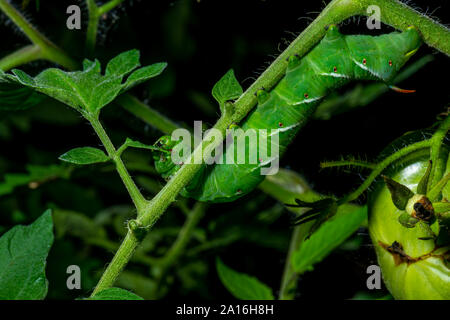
[[88, 115, 147, 213]]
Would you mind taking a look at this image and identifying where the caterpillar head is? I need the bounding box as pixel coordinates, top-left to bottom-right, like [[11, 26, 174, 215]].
[[153, 135, 180, 180]]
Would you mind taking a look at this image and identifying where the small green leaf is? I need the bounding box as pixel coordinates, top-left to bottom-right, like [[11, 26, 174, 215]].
[[417, 160, 432, 195], [212, 69, 242, 112], [383, 175, 414, 210], [11, 69, 35, 86], [105, 49, 140, 77], [82, 59, 101, 73], [89, 287, 144, 300], [0, 210, 54, 300], [122, 62, 168, 93], [118, 137, 161, 155], [59, 147, 110, 165], [216, 258, 274, 300], [428, 172, 450, 201], [292, 204, 367, 274]]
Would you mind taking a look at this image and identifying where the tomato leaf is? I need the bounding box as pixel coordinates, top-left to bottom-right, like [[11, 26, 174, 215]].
[[59, 147, 110, 165], [211, 69, 242, 113], [216, 258, 274, 300], [122, 63, 167, 93], [0, 50, 167, 117], [89, 287, 143, 300], [0, 210, 54, 300], [105, 49, 141, 77], [292, 204, 367, 274]]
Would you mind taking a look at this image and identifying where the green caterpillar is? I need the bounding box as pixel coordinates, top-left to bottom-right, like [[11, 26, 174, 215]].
[[154, 25, 422, 203]]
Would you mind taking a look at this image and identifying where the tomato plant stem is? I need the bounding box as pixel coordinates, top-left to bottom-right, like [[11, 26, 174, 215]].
[[92, 231, 139, 296], [0, 45, 42, 71], [88, 116, 148, 213], [86, 0, 126, 56], [429, 116, 450, 187], [116, 95, 180, 135], [0, 0, 79, 70], [340, 139, 433, 204]]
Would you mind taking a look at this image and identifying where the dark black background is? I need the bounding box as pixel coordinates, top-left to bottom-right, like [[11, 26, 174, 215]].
[[0, 0, 448, 300]]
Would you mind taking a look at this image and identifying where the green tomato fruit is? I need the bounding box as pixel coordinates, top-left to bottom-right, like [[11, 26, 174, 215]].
[[369, 136, 449, 300]]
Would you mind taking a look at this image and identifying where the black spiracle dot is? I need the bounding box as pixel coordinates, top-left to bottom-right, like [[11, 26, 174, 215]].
[[304, 93, 309, 98], [363, 58, 367, 65], [333, 66, 337, 72], [278, 122, 283, 127], [389, 60, 393, 67]]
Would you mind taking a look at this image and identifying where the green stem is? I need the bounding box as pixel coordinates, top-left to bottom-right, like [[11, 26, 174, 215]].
[[0, 44, 42, 70], [429, 116, 450, 188], [88, 115, 147, 213], [339, 139, 433, 204], [98, 0, 126, 16], [85, 0, 99, 56], [116, 95, 180, 135], [85, 0, 126, 56], [0, 0, 78, 69], [85, 237, 158, 266], [92, 231, 139, 295], [320, 159, 377, 170]]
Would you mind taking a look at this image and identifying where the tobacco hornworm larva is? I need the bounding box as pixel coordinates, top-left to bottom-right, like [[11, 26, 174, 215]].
[[154, 25, 422, 203]]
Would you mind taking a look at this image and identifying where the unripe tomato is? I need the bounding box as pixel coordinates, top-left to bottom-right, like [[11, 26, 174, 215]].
[[368, 134, 449, 300]]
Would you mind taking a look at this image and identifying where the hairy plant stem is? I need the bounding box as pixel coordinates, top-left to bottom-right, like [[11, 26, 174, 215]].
[[92, 231, 139, 295], [0, 0, 78, 70], [339, 139, 433, 204], [91, 0, 450, 295], [85, 0, 126, 56], [116, 95, 180, 135], [0, 44, 42, 70], [429, 116, 450, 188], [88, 115, 147, 213]]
